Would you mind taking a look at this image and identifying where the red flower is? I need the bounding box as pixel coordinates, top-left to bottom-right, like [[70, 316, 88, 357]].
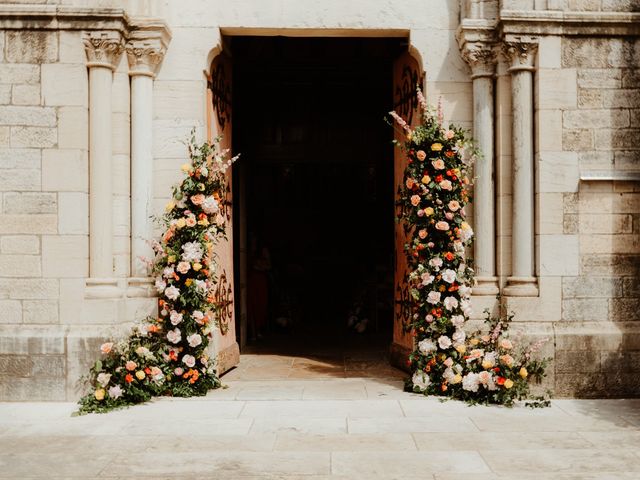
[[497, 376, 506, 386], [125, 374, 134, 384], [444, 252, 454, 261], [144, 367, 151, 375]]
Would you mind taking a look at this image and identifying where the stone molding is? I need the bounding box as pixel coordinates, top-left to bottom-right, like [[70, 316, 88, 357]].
[[83, 30, 125, 70]]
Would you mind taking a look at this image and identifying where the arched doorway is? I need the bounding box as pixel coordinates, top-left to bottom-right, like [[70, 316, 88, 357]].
[[207, 34, 423, 380]]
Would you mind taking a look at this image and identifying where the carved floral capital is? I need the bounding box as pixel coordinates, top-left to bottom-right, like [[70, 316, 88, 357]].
[[83, 31, 125, 70], [126, 39, 166, 77], [461, 43, 497, 78], [502, 41, 538, 72]]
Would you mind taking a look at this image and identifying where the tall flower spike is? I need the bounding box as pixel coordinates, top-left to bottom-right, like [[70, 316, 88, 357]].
[[389, 111, 412, 134], [437, 96, 443, 127], [416, 86, 428, 115]]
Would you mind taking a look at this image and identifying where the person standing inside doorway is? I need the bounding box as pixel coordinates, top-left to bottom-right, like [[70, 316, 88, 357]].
[[248, 232, 271, 340]]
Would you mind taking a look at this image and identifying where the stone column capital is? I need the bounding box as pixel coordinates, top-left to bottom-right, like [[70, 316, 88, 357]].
[[83, 31, 125, 71], [126, 39, 166, 78], [461, 43, 497, 79], [502, 39, 538, 73]]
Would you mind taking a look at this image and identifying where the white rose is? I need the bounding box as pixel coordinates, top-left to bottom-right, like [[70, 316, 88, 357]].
[[164, 285, 180, 301], [108, 385, 123, 399], [202, 196, 220, 215], [462, 373, 480, 392], [170, 310, 183, 326], [427, 291, 441, 304], [412, 371, 431, 392], [187, 333, 202, 348], [443, 296, 459, 311], [182, 354, 196, 368], [421, 273, 434, 286], [452, 329, 466, 343], [429, 257, 443, 270], [167, 328, 182, 344], [155, 279, 166, 293], [441, 269, 456, 284], [181, 241, 204, 262], [418, 338, 437, 355], [438, 335, 452, 349], [96, 372, 111, 387], [451, 315, 465, 328]]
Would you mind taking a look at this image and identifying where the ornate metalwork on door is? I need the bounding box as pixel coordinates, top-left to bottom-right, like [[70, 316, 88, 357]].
[[209, 61, 231, 132], [393, 65, 420, 125], [395, 282, 412, 332], [215, 270, 234, 335]]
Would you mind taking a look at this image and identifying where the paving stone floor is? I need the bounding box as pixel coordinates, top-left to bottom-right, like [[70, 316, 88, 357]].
[[1, 349, 640, 479]]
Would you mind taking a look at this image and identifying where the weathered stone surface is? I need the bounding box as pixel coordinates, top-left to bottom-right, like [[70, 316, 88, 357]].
[[540, 234, 580, 276], [563, 213, 578, 234], [609, 298, 640, 321], [621, 68, 640, 89], [41, 235, 88, 278], [3, 192, 56, 214], [602, 90, 640, 109], [5, 31, 58, 64], [0, 278, 58, 300], [623, 278, 640, 297], [581, 233, 640, 254], [577, 69, 622, 89], [538, 151, 579, 192], [0, 254, 41, 278], [578, 151, 614, 168], [0, 235, 39, 255], [0, 376, 65, 401], [563, 109, 629, 129], [57, 107, 87, 150], [576, 192, 640, 214], [594, 128, 640, 151], [11, 84, 40, 106], [562, 276, 624, 298], [600, 351, 640, 373], [0, 85, 11, 105], [30, 354, 65, 377], [562, 129, 593, 151], [0, 214, 57, 234], [0, 300, 22, 323], [578, 214, 633, 234], [562, 298, 608, 321], [41, 64, 88, 107], [0, 355, 31, 376], [0, 65, 39, 85], [0, 169, 41, 191], [10, 126, 56, 148], [581, 253, 640, 276], [57, 192, 88, 235], [554, 373, 606, 397], [41, 149, 88, 192], [0, 148, 40, 169], [536, 68, 577, 110], [555, 350, 600, 373], [563, 38, 640, 69], [23, 300, 59, 324], [578, 89, 603, 109]]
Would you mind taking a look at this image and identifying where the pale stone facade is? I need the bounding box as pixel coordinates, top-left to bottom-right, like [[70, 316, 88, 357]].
[[0, 0, 638, 400]]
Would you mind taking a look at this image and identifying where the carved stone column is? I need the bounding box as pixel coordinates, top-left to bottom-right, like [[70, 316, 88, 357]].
[[83, 31, 124, 292], [503, 40, 539, 297], [126, 38, 166, 278], [461, 43, 499, 296]]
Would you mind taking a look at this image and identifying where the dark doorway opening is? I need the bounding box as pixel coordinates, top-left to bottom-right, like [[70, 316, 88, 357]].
[[231, 36, 404, 371]]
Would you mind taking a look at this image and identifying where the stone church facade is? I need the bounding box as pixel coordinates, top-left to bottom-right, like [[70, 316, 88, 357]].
[[0, 0, 638, 400]]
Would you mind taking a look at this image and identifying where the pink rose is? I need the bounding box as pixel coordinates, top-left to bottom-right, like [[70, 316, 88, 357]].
[[418, 229, 427, 239], [125, 360, 137, 371], [417, 209, 425, 217], [185, 216, 197, 227], [448, 200, 460, 211], [100, 342, 113, 355], [444, 130, 455, 140], [435, 221, 450, 231], [410, 195, 421, 207], [416, 150, 427, 161], [432, 159, 445, 170], [445, 212, 454, 220], [176, 261, 190, 274], [439, 179, 452, 190]]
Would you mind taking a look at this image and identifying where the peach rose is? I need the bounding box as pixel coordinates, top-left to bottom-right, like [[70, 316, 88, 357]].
[[125, 360, 137, 371], [190, 194, 205, 205], [100, 342, 113, 355], [416, 150, 427, 161], [439, 179, 452, 191], [410, 195, 421, 207], [432, 159, 445, 170], [185, 216, 197, 227], [435, 221, 450, 231], [444, 130, 455, 140], [418, 229, 428, 239], [406, 178, 415, 189], [448, 200, 460, 211]]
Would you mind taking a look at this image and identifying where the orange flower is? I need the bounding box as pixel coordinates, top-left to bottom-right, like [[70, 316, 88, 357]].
[[144, 367, 151, 375], [496, 376, 506, 386], [125, 374, 134, 383], [445, 150, 455, 158], [444, 252, 454, 261], [169, 350, 178, 361]]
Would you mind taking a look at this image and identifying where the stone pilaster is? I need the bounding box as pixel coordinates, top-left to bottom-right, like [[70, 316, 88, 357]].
[[503, 39, 539, 297], [126, 38, 166, 279], [83, 31, 124, 295], [459, 39, 500, 296]]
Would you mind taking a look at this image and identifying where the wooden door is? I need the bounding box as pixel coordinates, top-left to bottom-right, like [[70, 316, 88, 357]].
[[206, 51, 240, 374], [390, 50, 424, 371]]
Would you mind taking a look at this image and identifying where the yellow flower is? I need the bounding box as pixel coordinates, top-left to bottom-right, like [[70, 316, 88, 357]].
[[197, 219, 209, 226], [504, 379, 514, 389], [167, 255, 176, 263], [519, 367, 528, 379], [181, 163, 192, 173], [455, 344, 466, 354], [193, 262, 202, 271], [94, 388, 105, 401], [406, 132, 413, 141], [185, 279, 193, 287], [424, 207, 434, 216], [421, 175, 431, 184], [452, 373, 462, 384], [135, 370, 146, 380], [176, 218, 186, 229], [165, 201, 175, 213], [482, 360, 494, 370], [431, 143, 443, 152], [470, 338, 479, 346]]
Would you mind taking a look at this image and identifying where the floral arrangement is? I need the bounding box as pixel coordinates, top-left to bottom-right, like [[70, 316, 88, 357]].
[[77, 134, 239, 414], [390, 88, 549, 406]]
